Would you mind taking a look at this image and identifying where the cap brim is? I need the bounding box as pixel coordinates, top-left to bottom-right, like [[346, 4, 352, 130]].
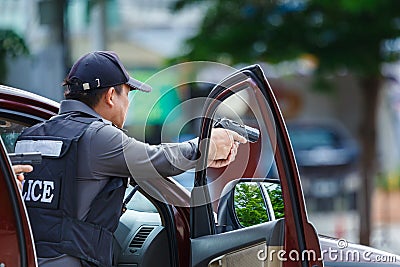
[[127, 77, 152, 92]]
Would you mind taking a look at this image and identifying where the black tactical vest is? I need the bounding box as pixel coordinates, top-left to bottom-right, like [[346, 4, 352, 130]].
[[16, 113, 127, 267]]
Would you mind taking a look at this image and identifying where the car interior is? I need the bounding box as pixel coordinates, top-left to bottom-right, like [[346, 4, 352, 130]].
[[113, 185, 170, 267]]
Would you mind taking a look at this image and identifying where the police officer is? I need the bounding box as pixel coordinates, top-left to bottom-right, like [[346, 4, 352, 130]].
[[15, 51, 246, 267]]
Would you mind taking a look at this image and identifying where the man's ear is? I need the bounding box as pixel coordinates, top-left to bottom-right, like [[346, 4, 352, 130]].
[[104, 87, 115, 107]]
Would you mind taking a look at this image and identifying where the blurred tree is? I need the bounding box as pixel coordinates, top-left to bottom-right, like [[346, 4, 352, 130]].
[[171, 0, 400, 245], [0, 30, 29, 83]]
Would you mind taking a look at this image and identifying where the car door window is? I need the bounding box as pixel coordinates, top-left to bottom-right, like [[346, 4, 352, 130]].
[[0, 117, 30, 153], [124, 184, 159, 213], [206, 84, 280, 224]]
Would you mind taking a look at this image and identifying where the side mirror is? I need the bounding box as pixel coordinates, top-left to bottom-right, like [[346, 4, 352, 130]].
[[217, 178, 284, 232]]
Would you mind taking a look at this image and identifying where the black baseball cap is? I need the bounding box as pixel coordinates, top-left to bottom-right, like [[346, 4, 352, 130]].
[[64, 51, 152, 92]]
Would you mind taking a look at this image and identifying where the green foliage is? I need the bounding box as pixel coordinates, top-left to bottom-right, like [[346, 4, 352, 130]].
[[234, 182, 284, 227], [0, 30, 29, 83], [376, 170, 400, 192], [171, 0, 400, 77], [265, 184, 285, 219], [235, 183, 269, 227]]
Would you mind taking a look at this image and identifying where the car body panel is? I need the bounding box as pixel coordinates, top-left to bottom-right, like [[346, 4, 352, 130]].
[[320, 236, 400, 266], [0, 85, 59, 121]]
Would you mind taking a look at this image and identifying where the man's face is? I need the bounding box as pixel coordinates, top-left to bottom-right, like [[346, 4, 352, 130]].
[[113, 84, 130, 128]]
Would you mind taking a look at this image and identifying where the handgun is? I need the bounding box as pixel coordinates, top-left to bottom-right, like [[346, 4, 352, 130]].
[[8, 152, 42, 165], [214, 118, 260, 143]]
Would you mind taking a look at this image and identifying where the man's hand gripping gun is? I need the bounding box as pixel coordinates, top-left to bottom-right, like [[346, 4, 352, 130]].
[[214, 118, 260, 143]]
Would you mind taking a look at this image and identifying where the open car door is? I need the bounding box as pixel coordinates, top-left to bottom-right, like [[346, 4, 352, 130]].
[[190, 65, 323, 267], [0, 85, 58, 266], [0, 138, 37, 266]]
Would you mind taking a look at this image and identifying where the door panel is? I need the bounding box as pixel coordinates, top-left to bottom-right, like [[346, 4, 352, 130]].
[[0, 117, 31, 153], [191, 219, 284, 267]]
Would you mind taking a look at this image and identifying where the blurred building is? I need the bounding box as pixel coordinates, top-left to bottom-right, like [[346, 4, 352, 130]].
[[0, 0, 65, 100], [0, 0, 205, 101]]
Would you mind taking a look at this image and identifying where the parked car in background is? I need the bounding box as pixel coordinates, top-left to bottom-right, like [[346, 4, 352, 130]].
[[0, 66, 398, 267], [287, 120, 360, 211]]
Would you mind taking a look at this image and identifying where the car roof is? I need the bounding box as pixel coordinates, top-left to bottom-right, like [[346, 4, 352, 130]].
[[0, 84, 59, 118], [0, 85, 59, 106]]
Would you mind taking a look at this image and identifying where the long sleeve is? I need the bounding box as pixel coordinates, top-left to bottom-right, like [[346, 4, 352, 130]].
[[87, 122, 199, 179]]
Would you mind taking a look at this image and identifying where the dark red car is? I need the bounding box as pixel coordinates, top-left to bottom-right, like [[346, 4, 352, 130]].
[[0, 65, 399, 267]]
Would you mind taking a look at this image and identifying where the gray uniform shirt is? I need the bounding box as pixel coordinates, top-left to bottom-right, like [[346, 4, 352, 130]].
[[39, 100, 198, 267]]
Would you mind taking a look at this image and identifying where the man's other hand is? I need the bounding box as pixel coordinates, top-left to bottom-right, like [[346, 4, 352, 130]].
[[12, 165, 33, 190]]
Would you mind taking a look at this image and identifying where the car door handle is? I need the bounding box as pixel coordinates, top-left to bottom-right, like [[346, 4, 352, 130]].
[[208, 256, 224, 267]]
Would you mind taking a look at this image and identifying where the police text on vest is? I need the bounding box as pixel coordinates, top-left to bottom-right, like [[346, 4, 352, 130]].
[[23, 180, 54, 203]]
